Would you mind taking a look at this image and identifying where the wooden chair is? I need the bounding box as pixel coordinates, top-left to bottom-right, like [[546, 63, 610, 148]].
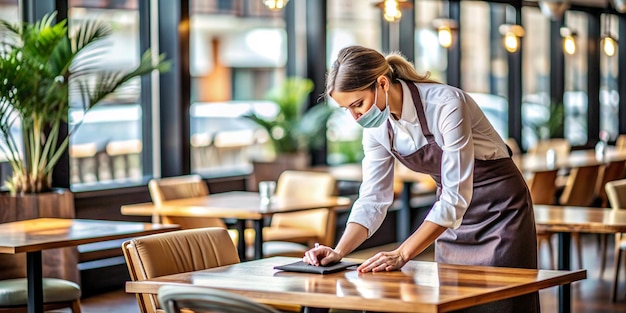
[[158, 285, 281, 313], [615, 134, 626, 151], [122, 227, 299, 313], [558, 164, 602, 269], [0, 278, 81, 312], [527, 138, 571, 161], [528, 169, 559, 269], [148, 174, 227, 228], [605, 179, 626, 302], [246, 170, 339, 257]]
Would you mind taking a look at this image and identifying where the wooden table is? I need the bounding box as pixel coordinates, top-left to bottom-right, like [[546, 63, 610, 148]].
[[534, 205, 626, 313], [125, 256, 585, 313], [121, 191, 352, 260], [0, 218, 179, 313], [516, 148, 626, 173]]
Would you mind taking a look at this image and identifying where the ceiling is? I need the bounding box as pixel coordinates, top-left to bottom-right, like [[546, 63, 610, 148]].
[[527, 0, 612, 8]]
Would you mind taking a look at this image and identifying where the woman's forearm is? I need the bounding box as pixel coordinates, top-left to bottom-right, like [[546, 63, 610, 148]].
[[334, 222, 369, 258], [397, 221, 447, 261]]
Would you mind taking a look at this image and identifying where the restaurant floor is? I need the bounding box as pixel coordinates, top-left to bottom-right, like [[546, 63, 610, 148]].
[[53, 233, 626, 313]]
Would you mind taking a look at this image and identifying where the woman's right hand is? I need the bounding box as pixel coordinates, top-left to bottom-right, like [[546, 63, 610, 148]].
[[303, 244, 342, 266]]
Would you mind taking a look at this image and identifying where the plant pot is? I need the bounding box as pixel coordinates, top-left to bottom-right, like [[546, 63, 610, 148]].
[[248, 152, 310, 191], [0, 189, 79, 283]]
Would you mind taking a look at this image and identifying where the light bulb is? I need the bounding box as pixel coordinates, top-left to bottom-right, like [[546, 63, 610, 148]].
[[383, 0, 402, 23], [503, 32, 519, 53], [603, 36, 616, 57], [262, 0, 289, 11], [563, 35, 576, 55], [438, 26, 453, 48]]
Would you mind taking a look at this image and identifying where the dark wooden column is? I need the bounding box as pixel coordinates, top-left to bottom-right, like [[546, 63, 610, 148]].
[[157, 0, 191, 177], [619, 15, 626, 135], [507, 1, 523, 146], [446, 0, 461, 88], [305, 0, 327, 165], [587, 11, 601, 143]]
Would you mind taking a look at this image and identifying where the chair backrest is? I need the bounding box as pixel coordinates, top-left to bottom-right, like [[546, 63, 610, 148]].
[[605, 179, 626, 211], [616, 134, 626, 151], [595, 160, 626, 207], [158, 285, 280, 313], [122, 227, 240, 313], [528, 169, 559, 205], [528, 138, 571, 161], [272, 170, 338, 246], [148, 174, 209, 205], [148, 175, 226, 228], [559, 164, 601, 206]]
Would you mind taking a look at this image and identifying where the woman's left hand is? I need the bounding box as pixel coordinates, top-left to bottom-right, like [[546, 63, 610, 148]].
[[357, 249, 407, 272]]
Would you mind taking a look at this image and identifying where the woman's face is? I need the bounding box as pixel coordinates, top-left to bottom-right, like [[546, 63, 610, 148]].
[[331, 85, 381, 121]]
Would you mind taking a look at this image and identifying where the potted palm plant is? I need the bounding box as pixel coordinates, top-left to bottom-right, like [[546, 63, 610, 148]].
[[0, 12, 168, 195], [0, 12, 168, 283], [244, 77, 336, 188]]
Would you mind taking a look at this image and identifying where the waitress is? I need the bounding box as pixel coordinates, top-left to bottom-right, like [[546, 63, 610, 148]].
[[303, 45, 538, 313]]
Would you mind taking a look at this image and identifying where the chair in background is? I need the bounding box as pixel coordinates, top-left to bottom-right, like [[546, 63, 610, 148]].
[[248, 170, 339, 258], [122, 227, 299, 313], [158, 285, 281, 313], [528, 169, 559, 269], [604, 179, 626, 302], [0, 278, 81, 313], [148, 174, 228, 228], [558, 164, 602, 269], [527, 138, 571, 161], [616, 134, 626, 151], [593, 160, 626, 276]]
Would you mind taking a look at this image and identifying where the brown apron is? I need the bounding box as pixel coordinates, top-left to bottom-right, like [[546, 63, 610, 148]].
[[387, 81, 539, 313]]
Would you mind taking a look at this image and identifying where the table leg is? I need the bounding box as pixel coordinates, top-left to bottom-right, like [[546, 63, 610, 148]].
[[396, 181, 412, 241], [235, 220, 246, 261], [26, 251, 43, 313], [557, 232, 572, 313], [253, 220, 264, 260]]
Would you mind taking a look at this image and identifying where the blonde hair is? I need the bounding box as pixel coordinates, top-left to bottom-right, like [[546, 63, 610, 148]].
[[326, 45, 439, 96]]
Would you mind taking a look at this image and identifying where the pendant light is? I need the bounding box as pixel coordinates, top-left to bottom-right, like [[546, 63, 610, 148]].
[[374, 0, 413, 23], [499, 24, 525, 53], [561, 27, 577, 55], [601, 14, 618, 57], [262, 0, 289, 11]]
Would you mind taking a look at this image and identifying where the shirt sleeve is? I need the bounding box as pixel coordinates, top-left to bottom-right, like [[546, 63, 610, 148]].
[[346, 129, 396, 238], [424, 94, 474, 229]]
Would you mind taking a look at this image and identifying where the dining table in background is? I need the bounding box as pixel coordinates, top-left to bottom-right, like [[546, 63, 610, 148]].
[[533, 204, 626, 312], [0, 218, 180, 313], [120, 191, 352, 260], [515, 147, 626, 173], [125, 256, 586, 313]]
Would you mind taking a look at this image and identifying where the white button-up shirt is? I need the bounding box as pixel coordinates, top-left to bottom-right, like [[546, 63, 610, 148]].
[[348, 80, 510, 237]]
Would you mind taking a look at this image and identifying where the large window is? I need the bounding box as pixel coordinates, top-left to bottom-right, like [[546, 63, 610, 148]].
[[189, 0, 286, 175], [521, 6, 551, 150], [563, 11, 589, 146], [325, 0, 381, 165], [600, 13, 619, 141], [68, 0, 145, 188]]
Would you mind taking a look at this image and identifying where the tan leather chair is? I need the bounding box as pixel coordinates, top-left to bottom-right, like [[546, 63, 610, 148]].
[[245, 170, 339, 257], [528, 169, 559, 269], [0, 278, 81, 313], [527, 138, 571, 161], [148, 174, 236, 230], [558, 164, 602, 269], [122, 227, 299, 313], [605, 179, 626, 302]]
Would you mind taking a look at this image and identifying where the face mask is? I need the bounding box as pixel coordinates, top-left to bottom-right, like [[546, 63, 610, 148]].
[[356, 86, 390, 128]]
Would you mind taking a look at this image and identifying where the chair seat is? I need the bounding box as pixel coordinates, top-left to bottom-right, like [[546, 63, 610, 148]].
[[0, 278, 81, 306]]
